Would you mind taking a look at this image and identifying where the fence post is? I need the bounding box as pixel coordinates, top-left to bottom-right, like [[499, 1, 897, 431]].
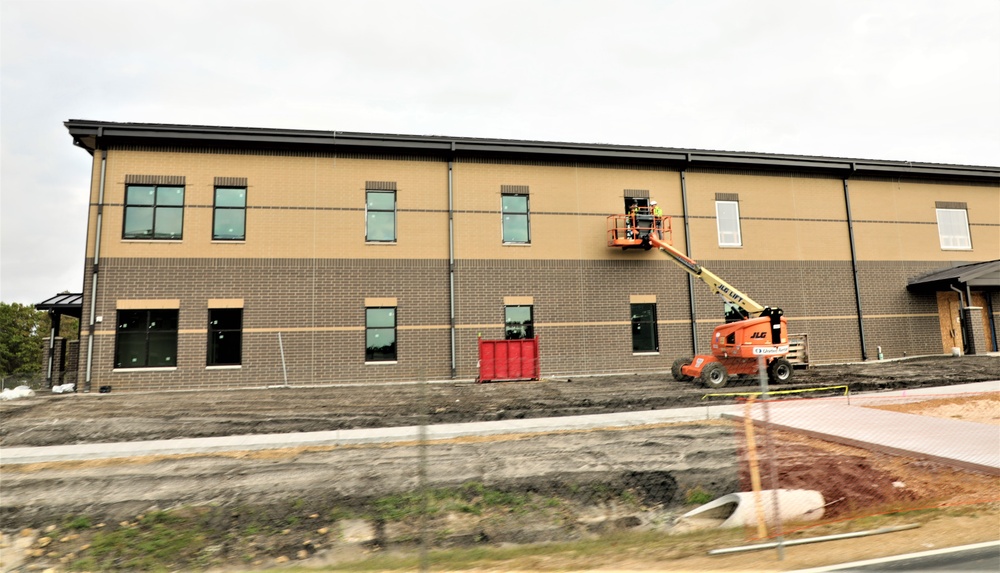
[[758, 357, 785, 560]]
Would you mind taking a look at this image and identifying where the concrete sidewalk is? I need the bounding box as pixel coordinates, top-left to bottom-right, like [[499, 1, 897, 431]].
[[2, 381, 996, 467], [0, 401, 737, 465], [725, 381, 1000, 475]]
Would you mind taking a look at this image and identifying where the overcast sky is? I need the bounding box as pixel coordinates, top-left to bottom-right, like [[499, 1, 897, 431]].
[[1, 0, 998, 305]]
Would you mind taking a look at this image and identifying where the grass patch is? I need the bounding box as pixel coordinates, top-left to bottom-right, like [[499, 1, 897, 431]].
[[70, 511, 209, 572], [371, 482, 545, 522], [684, 485, 714, 506], [63, 514, 92, 531]]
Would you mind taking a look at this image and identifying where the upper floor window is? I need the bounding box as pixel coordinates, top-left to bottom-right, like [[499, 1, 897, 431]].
[[502, 194, 530, 243], [115, 309, 178, 368], [366, 189, 396, 242], [213, 187, 246, 240], [715, 200, 742, 247], [504, 305, 534, 339], [123, 185, 185, 239], [936, 207, 972, 250], [366, 307, 397, 361], [630, 303, 659, 353], [207, 308, 242, 366]]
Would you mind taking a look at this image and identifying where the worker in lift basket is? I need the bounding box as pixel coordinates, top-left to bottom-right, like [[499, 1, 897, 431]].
[[626, 201, 639, 239], [650, 200, 664, 239]]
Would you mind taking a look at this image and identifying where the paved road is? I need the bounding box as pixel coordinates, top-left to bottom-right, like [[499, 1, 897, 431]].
[[795, 540, 1000, 572]]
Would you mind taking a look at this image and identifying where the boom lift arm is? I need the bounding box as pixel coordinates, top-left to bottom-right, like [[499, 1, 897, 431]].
[[646, 235, 770, 320]]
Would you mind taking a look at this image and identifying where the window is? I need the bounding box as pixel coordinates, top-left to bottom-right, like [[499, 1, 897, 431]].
[[716, 200, 742, 247], [213, 187, 246, 240], [123, 185, 185, 239], [505, 305, 534, 340], [208, 309, 242, 366], [502, 194, 530, 243], [936, 208, 972, 250], [114, 309, 179, 368], [366, 307, 397, 361], [366, 191, 396, 242], [630, 303, 659, 353]]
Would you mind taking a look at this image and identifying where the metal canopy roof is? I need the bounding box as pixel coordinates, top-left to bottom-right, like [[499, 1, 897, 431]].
[[907, 260, 1000, 291], [35, 293, 84, 318], [65, 120, 1000, 183]]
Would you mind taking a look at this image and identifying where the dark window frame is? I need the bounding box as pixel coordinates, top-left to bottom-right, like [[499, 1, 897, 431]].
[[504, 305, 534, 340], [207, 308, 243, 366], [122, 184, 185, 240], [213, 186, 247, 241], [365, 307, 397, 362], [630, 303, 659, 353], [366, 190, 397, 242], [114, 309, 179, 368], [501, 194, 531, 244]]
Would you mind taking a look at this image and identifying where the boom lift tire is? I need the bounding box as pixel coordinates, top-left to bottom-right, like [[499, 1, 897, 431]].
[[671, 357, 693, 381], [767, 357, 793, 384], [700, 362, 728, 389]]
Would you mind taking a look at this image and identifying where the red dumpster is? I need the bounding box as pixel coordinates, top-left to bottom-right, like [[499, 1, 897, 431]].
[[477, 337, 540, 383]]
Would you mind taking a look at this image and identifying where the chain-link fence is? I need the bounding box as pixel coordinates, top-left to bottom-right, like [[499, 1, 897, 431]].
[[3, 362, 998, 571]]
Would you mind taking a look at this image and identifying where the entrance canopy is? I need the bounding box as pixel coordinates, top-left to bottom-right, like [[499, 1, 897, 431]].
[[35, 293, 84, 318], [907, 260, 1000, 292]]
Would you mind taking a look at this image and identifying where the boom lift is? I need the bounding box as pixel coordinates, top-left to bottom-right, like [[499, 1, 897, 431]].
[[607, 208, 792, 389]]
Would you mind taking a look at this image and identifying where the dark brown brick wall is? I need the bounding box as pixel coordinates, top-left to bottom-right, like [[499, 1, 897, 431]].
[[76, 256, 984, 391]]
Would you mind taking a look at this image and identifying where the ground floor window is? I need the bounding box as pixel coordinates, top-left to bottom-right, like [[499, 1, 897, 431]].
[[366, 307, 397, 361], [630, 303, 658, 353], [208, 308, 242, 366], [115, 309, 178, 368], [505, 305, 534, 339]]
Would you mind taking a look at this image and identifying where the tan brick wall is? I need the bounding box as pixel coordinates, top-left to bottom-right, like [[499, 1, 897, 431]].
[[95, 149, 451, 261], [847, 178, 1000, 262], [682, 171, 853, 262], [451, 161, 684, 261]]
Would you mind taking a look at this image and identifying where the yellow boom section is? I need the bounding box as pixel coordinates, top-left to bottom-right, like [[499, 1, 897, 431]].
[[648, 235, 767, 317]]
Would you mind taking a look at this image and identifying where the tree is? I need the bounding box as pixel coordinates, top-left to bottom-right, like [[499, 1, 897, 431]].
[[0, 302, 47, 376]]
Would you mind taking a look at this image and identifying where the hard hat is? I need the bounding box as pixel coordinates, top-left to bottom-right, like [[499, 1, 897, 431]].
[[650, 200, 657, 205]]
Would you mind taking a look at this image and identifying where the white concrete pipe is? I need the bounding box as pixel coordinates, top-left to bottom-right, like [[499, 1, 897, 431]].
[[675, 489, 824, 530]]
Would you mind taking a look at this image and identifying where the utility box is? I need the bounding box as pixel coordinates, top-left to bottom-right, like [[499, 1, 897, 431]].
[[477, 337, 540, 383]]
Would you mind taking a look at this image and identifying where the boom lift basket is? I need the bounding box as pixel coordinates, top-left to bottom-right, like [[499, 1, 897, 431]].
[[607, 210, 671, 249]]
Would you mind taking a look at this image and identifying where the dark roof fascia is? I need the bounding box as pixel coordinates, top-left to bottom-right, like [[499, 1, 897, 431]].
[[34, 293, 84, 318], [907, 260, 1000, 292], [65, 120, 1000, 182]]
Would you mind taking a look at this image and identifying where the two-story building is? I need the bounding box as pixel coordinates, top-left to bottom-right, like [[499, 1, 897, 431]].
[[46, 120, 999, 392]]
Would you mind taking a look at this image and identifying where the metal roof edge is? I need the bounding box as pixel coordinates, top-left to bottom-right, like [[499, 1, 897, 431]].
[[64, 120, 1000, 181]]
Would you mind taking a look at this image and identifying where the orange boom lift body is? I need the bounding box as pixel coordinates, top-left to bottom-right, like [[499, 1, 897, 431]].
[[607, 209, 791, 389]]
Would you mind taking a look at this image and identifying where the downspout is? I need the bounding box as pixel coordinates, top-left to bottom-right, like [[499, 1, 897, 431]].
[[988, 292, 998, 352], [45, 311, 57, 387], [448, 144, 457, 378], [843, 171, 868, 360], [949, 284, 966, 307], [84, 144, 107, 393], [680, 167, 698, 355]]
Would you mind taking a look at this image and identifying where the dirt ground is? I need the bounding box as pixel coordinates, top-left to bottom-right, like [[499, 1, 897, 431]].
[[1, 354, 998, 448], [0, 355, 998, 572]]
